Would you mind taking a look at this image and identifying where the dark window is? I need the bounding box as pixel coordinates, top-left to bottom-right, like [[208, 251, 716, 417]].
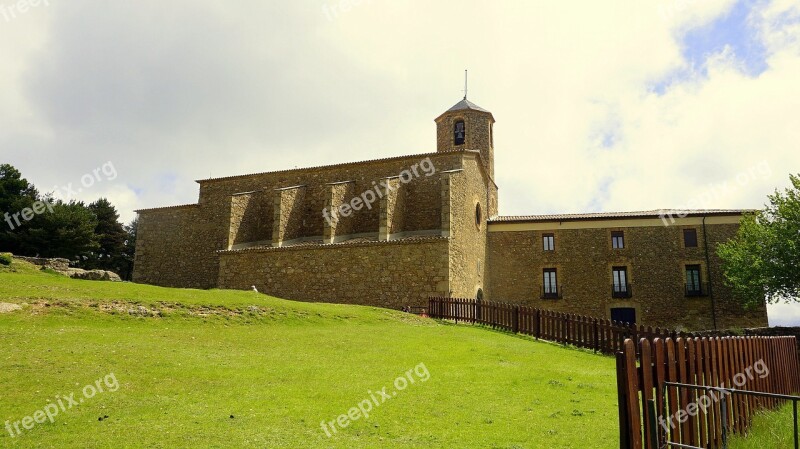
[[612, 266, 631, 298], [612, 231, 625, 249], [542, 268, 559, 299], [454, 120, 466, 145], [686, 265, 703, 296], [611, 307, 636, 325], [475, 203, 482, 227], [543, 233, 554, 251], [684, 228, 698, 247]]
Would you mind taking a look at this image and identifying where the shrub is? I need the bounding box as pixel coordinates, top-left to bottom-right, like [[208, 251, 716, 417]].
[[0, 253, 12, 266]]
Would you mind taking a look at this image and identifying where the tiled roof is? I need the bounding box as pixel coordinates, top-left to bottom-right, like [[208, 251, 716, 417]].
[[489, 209, 750, 223]]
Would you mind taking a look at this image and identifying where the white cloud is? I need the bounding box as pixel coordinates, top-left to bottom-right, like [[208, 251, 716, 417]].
[[767, 300, 800, 327]]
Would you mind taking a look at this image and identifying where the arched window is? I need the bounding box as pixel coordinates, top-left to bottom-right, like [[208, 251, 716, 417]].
[[475, 203, 482, 228], [454, 120, 465, 145]]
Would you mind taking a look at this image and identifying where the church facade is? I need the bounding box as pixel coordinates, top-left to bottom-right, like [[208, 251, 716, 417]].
[[133, 99, 768, 331]]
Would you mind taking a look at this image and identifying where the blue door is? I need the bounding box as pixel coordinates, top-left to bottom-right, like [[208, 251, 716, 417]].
[[610, 307, 636, 324]]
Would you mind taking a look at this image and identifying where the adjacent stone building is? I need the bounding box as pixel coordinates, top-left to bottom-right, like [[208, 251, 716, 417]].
[[134, 98, 768, 331]]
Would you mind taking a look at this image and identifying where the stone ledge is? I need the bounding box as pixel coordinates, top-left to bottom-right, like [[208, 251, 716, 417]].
[[218, 235, 448, 254], [135, 203, 199, 213]]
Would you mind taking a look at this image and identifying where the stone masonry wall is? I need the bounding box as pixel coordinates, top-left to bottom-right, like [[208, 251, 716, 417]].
[[379, 177, 406, 239], [229, 190, 272, 247], [217, 238, 450, 308], [133, 205, 220, 289], [198, 152, 462, 243], [436, 110, 495, 179], [485, 222, 768, 331], [272, 185, 306, 245], [135, 152, 466, 290], [445, 154, 489, 298], [324, 181, 356, 243]]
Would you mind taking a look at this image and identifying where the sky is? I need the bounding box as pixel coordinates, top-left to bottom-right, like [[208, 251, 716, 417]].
[[1, 0, 798, 324]]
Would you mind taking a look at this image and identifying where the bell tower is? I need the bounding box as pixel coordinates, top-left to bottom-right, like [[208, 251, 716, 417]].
[[435, 96, 495, 179]]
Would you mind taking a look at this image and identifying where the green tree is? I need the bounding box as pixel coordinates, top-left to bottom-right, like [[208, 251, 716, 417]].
[[0, 164, 39, 253], [119, 217, 138, 280], [718, 174, 800, 306], [82, 198, 127, 273], [17, 200, 99, 259]]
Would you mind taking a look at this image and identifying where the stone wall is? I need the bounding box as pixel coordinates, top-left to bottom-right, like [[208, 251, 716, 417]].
[[436, 109, 495, 179], [445, 154, 489, 298], [379, 177, 405, 240], [324, 181, 355, 243], [272, 185, 307, 246], [134, 151, 473, 293], [197, 152, 463, 241], [217, 237, 450, 308], [228, 189, 272, 247], [485, 219, 768, 331], [133, 205, 221, 289]]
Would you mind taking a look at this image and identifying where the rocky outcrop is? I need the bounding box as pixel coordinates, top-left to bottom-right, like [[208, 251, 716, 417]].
[[69, 269, 122, 282], [13, 256, 71, 272], [12, 255, 122, 282]]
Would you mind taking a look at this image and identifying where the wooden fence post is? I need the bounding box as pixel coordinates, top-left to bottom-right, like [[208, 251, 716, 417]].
[[593, 319, 599, 353], [616, 351, 632, 449]]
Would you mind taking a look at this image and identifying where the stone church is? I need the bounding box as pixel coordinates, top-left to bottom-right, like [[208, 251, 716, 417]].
[[133, 98, 768, 331]]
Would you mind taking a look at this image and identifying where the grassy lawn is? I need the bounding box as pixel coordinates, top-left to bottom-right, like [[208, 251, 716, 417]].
[[729, 402, 799, 449], [0, 259, 620, 448]]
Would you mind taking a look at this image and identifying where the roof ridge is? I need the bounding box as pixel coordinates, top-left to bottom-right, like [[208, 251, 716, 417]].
[[490, 209, 751, 223], [135, 203, 199, 213]]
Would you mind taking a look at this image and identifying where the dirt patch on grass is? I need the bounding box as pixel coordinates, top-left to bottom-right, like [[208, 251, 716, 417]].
[[0, 302, 22, 313]]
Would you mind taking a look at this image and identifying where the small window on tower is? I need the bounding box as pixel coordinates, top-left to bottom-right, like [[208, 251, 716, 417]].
[[454, 120, 466, 145]]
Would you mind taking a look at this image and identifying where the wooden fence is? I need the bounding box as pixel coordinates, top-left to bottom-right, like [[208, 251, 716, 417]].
[[426, 297, 800, 447], [427, 297, 694, 355], [617, 336, 800, 448]]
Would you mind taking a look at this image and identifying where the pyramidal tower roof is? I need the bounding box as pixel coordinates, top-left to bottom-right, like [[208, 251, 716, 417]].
[[446, 98, 491, 114], [436, 98, 494, 122]]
